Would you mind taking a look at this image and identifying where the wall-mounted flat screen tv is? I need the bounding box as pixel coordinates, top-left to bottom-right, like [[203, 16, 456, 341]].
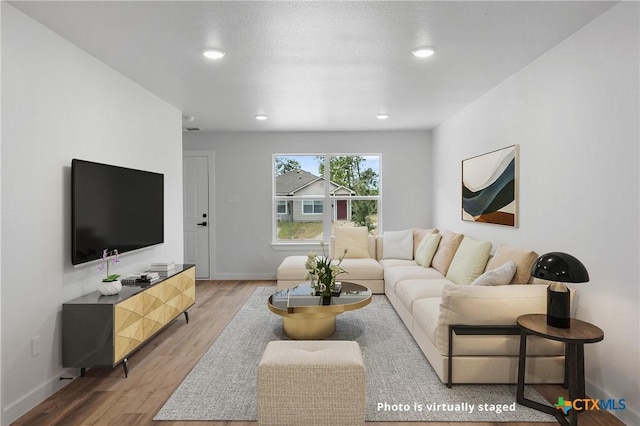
[[71, 159, 164, 265]]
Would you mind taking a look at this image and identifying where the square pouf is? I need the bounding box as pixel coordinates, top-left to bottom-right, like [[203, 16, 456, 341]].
[[258, 340, 365, 426]]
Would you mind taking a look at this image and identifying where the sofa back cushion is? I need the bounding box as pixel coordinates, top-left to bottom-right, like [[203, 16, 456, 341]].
[[431, 230, 464, 275], [446, 236, 492, 285], [485, 244, 538, 284], [332, 227, 373, 259]]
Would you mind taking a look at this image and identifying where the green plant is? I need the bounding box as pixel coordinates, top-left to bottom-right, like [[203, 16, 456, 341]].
[[305, 243, 348, 297]]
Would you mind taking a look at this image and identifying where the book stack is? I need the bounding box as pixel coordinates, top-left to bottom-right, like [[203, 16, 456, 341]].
[[150, 262, 175, 272], [125, 272, 161, 284]]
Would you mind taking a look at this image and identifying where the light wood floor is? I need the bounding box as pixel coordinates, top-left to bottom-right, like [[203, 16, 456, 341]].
[[12, 281, 623, 426]]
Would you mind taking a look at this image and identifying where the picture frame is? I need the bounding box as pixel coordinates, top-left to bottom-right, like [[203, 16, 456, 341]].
[[461, 145, 518, 227]]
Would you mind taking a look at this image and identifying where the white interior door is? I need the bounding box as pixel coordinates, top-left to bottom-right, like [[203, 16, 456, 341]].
[[183, 155, 210, 279]]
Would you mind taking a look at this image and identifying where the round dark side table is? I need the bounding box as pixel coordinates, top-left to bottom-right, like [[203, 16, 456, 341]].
[[516, 313, 604, 426]]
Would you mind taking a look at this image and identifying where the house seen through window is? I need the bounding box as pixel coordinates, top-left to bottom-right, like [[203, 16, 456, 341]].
[[274, 154, 380, 242]]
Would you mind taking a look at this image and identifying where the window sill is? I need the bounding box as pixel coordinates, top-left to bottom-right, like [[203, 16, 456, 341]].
[[271, 242, 324, 251]]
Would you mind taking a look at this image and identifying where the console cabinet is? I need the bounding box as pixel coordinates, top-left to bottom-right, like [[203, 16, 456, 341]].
[[63, 264, 195, 376]]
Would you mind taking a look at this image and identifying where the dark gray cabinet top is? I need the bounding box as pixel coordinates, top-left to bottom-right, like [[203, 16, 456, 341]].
[[64, 264, 195, 305]]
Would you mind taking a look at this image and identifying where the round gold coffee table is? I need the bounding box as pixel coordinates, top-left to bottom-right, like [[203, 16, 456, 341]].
[[267, 282, 372, 340]]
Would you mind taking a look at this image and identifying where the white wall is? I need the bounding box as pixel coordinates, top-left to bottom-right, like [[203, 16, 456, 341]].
[[432, 3, 639, 423], [1, 5, 184, 424], [184, 131, 432, 279]]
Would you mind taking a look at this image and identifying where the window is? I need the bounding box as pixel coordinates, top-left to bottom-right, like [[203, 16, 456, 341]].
[[274, 154, 381, 243], [302, 200, 323, 214], [276, 200, 288, 214]]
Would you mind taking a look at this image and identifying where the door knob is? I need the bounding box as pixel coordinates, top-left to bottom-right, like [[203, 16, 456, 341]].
[[197, 221, 207, 226]]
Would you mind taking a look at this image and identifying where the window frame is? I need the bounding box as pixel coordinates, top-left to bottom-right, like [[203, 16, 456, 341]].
[[272, 153, 382, 246]]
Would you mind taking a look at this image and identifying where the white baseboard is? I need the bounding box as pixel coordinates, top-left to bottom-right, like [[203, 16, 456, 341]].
[[209, 272, 276, 281], [586, 379, 639, 425], [2, 368, 76, 426]]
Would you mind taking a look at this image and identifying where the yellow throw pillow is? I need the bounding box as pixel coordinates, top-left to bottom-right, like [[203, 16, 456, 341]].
[[334, 226, 370, 259], [446, 236, 493, 285], [412, 227, 439, 257], [415, 233, 442, 267]]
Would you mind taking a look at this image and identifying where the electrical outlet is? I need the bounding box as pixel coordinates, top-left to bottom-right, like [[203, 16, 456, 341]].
[[31, 335, 41, 357]]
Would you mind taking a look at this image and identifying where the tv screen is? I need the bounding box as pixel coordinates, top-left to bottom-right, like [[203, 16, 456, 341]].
[[71, 159, 164, 265]]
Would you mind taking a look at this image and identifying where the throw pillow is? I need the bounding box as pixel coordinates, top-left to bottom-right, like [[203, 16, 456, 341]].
[[446, 236, 493, 285], [334, 226, 370, 259], [471, 261, 517, 286], [485, 245, 539, 284], [431, 230, 464, 275], [412, 227, 439, 257], [382, 229, 413, 260], [415, 232, 442, 267]]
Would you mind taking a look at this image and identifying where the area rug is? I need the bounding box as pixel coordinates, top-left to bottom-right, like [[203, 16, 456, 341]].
[[154, 287, 556, 422]]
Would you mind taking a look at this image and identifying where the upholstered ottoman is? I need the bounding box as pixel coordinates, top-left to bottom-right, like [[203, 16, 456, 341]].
[[257, 340, 365, 425]]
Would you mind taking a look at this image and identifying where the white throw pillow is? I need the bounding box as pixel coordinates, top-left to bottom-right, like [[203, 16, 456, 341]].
[[382, 229, 413, 260], [415, 233, 442, 267], [471, 261, 518, 286]]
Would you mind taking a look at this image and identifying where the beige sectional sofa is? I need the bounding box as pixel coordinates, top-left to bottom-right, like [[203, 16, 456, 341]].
[[276, 227, 567, 385]]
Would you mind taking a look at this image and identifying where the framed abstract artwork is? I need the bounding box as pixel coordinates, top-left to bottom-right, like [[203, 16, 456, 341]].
[[462, 145, 518, 227]]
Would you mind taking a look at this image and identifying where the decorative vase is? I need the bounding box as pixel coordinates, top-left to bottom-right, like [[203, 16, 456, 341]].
[[98, 280, 122, 296], [321, 295, 332, 305]]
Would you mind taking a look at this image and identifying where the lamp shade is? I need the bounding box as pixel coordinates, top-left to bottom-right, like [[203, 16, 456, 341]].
[[530, 252, 589, 283]]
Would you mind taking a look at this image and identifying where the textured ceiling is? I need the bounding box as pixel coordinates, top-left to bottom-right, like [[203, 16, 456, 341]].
[[10, 1, 616, 132]]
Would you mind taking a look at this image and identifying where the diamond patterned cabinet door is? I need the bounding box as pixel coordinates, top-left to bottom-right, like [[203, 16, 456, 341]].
[[143, 281, 167, 339], [164, 267, 195, 322], [114, 293, 145, 363]]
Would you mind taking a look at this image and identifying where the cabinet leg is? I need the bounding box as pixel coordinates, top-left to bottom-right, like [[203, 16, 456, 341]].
[[122, 358, 129, 378], [184, 311, 190, 324], [80, 368, 86, 377]]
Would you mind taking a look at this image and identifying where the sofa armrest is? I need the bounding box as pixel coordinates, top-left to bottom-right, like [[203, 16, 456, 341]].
[[435, 283, 574, 355], [375, 235, 384, 260]]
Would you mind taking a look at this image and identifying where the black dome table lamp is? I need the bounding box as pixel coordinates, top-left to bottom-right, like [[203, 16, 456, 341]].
[[530, 252, 589, 328]]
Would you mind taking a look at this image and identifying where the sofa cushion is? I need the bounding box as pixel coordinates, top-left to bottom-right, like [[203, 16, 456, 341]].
[[335, 226, 370, 259], [396, 279, 450, 313], [446, 236, 492, 285], [486, 244, 538, 284], [471, 261, 517, 286], [382, 229, 413, 260], [411, 297, 442, 347], [412, 227, 438, 256], [415, 232, 442, 267], [431, 230, 464, 276], [384, 265, 446, 288], [378, 259, 417, 269], [335, 258, 383, 280]]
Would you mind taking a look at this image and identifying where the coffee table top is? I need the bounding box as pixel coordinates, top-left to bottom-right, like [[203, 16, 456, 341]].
[[268, 282, 372, 316]]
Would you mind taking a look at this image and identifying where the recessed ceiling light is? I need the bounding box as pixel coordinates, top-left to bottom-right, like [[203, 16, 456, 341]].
[[376, 113, 389, 120], [411, 47, 435, 58], [202, 49, 226, 59], [255, 114, 268, 121]]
